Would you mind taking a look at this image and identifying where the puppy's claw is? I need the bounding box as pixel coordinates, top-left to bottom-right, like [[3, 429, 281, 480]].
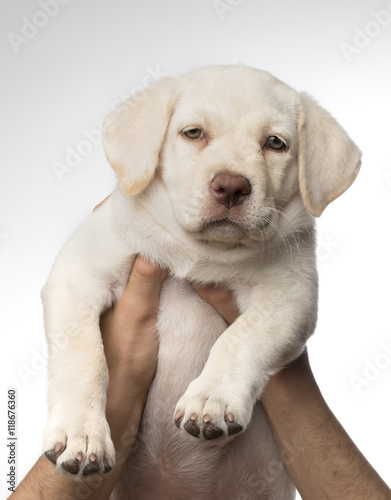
[[184, 419, 200, 438], [62, 458, 81, 475], [203, 422, 223, 440]]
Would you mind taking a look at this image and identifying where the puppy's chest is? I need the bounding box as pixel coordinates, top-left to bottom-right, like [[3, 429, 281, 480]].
[[155, 276, 230, 358], [141, 277, 250, 440], [123, 278, 227, 464], [122, 279, 236, 489]]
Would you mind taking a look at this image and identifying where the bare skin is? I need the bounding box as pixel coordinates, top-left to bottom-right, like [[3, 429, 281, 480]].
[[10, 259, 391, 499]]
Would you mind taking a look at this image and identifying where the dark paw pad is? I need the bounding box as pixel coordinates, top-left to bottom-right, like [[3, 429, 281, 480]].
[[225, 415, 243, 436], [184, 419, 200, 438], [44, 444, 64, 465], [203, 422, 223, 440], [82, 457, 100, 476], [62, 457, 81, 474]]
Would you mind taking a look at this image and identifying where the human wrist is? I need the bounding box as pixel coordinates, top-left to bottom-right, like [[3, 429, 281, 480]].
[[105, 391, 146, 465], [261, 351, 324, 419], [106, 373, 150, 434]]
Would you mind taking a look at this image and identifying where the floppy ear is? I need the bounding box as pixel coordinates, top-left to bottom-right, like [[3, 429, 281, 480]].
[[297, 93, 362, 217], [102, 78, 176, 196]]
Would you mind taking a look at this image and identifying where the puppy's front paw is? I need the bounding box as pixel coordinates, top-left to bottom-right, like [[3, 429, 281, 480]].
[[43, 411, 115, 478], [174, 377, 255, 443]]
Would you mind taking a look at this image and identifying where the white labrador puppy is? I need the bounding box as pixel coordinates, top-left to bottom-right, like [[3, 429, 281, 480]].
[[42, 65, 361, 498]]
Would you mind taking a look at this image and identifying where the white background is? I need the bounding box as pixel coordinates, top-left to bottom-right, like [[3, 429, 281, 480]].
[[1, 0, 391, 498]]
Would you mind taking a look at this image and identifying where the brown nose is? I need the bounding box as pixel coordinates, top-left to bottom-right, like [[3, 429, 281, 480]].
[[211, 174, 251, 209]]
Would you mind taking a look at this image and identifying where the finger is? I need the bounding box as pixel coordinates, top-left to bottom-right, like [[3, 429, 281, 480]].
[[194, 285, 240, 325], [118, 256, 168, 322], [128, 255, 168, 293]]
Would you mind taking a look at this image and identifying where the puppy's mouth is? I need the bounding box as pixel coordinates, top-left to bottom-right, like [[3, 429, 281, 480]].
[[204, 216, 241, 229], [197, 215, 271, 243]]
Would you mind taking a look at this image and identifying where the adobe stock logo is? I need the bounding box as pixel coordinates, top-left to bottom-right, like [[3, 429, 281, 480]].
[[349, 340, 391, 395], [51, 65, 167, 182], [51, 128, 102, 182], [213, 0, 246, 21], [7, 0, 71, 54], [340, 3, 391, 63]]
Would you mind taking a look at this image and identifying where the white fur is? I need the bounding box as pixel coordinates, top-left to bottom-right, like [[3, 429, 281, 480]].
[[42, 65, 361, 497]]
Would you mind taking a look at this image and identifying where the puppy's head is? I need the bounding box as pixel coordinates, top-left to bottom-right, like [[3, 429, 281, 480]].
[[103, 65, 361, 245]]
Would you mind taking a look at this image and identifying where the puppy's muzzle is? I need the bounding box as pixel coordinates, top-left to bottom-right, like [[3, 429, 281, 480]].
[[211, 174, 251, 209]]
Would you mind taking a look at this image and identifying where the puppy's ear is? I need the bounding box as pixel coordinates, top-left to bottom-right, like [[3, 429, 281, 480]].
[[297, 93, 361, 217], [102, 78, 176, 196]]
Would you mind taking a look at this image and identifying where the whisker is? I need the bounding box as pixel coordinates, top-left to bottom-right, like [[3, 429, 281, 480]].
[[263, 206, 310, 269]]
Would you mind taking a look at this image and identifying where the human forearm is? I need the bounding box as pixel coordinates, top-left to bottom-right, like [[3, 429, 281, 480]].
[[261, 352, 391, 500], [11, 257, 166, 500], [10, 389, 147, 500]]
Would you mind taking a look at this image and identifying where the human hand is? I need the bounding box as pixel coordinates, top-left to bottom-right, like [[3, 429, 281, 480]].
[[194, 284, 241, 324]]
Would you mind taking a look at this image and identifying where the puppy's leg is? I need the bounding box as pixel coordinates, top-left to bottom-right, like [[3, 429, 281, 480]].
[[41, 203, 134, 478], [42, 278, 117, 478], [174, 272, 318, 443]]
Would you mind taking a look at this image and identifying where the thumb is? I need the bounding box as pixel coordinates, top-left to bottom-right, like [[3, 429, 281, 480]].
[[119, 256, 168, 321], [194, 285, 240, 325]]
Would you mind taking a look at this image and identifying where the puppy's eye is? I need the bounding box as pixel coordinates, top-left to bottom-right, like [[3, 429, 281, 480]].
[[183, 127, 204, 139], [265, 136, 287, 151]]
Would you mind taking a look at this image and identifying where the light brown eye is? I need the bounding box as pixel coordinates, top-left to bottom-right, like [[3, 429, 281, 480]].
[[266, 136, 287, 151], [183, 127, 204, 139]]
